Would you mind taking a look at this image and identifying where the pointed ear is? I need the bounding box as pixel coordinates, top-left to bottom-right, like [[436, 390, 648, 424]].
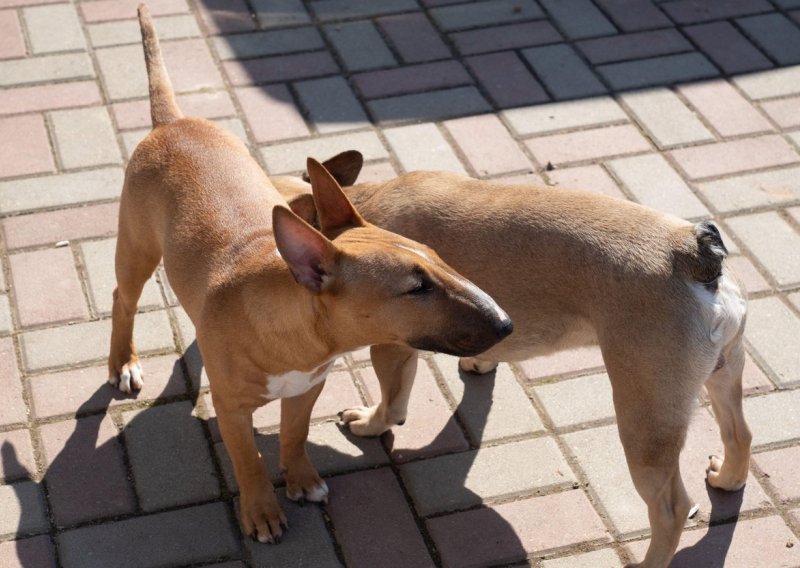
[[287, 193, 318, 227], [302, 150, 363, 187], [272, 205, 335, 293], [307, 157, 365, 236]]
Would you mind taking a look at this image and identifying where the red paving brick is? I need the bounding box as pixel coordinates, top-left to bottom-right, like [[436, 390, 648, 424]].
[[80, 0, 188, 22], [0, 82, 102, 116], [0, 10, 26, 60], [526, 124, 651, 166], [444, 113, 531, 176], [0, 115, 54, 178], [0, 429, 36, 481], [111, 91, 235, 130], [670, 135, 799, 179], [236, 84, 309, 143], [2, 202, 118, 249], [0, 337, 27, 427]]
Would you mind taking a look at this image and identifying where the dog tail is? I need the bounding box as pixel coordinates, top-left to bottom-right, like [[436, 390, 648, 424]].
[[677, 220, 728, 285], [138, 3, 182, 128]]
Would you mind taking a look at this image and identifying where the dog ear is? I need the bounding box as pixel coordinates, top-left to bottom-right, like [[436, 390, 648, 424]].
[[307, 157, 366, 237], [272, 205, 335, 293], [302, 150, 363, 187], [287, 193, 318, 227]]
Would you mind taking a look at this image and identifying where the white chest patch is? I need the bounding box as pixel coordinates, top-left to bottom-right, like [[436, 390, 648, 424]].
[[691, 269, 747, 346], [265, 360, 334, 400]]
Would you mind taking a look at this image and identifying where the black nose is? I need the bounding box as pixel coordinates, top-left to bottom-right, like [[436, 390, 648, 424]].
[[496, 318, 513, 339]]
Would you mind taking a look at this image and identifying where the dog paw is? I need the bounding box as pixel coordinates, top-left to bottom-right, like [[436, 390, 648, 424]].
[[458, 357, 498, 374], [240, 487, 288, 544], [108, 360, 144, 393], [706, 454, 747, 491], [338, 405, 396, 437], [283, 457, 328, 504]]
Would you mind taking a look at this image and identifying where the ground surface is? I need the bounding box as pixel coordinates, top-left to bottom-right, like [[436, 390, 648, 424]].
[[1, 0, 800, 566]]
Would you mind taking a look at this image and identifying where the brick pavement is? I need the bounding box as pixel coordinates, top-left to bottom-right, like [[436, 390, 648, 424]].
[[1, 0, 799, 566]]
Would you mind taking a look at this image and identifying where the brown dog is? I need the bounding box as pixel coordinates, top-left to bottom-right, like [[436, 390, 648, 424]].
[[108, 6, 511, 544], [275, 152, 751, 567]]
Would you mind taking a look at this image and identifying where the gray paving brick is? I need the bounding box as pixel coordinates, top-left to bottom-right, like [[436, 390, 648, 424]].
[[594, 0, 671, 32], [684, 21, 773, 75], [452, 20, 562, 55], [56, 503, 239, 568], [737, 13, 800, 66], [598, 52, 718, 91], [122, 402, 219, 511], [521, 44, 607, 100], [503, 96, 627, 136], [310, 0, 418, 21], [727, 212, 800, 287], [430, 0, 544, 32], [540, 0, 616, 39], [577, 29, 693, 65], [466, 51, 550, 109], [661, 0, 772, 24], [0, 168, 123, 214], [0, 535, 56, 568], [534, 373, 615, 428], [744, 389, 800, 447], [50, 107, 122, 169], [252, 0, 311, 28], [213, 27, 323, 60], [735, 65, 800, 99], [88, 15, 201, 47], [621, 88, 714, 149], [542, 548, 623, 567], [744, 297, 800, 387], [0, 53, 94, 87], [0, 481, 48, 537], [400, 437, 576, 516], [23, 3, 85, 54], [295, 76, 369, 134], [434, 356, 544, 442], [324, 20, 396, 72], [384, 123, 466, 174], [377, 12, 451, 63], [368, 86, 491, 123], [261, 130, 387, 174], [20, 310, 174, 372], [0, 295, 11, 335], [697, 166, 800, 213]]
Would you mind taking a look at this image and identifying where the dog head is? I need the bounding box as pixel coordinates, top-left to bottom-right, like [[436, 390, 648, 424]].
[[272, 158, 512, 357]]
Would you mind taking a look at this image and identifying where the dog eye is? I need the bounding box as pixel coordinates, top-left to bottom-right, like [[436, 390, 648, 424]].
[[405, 279, 434, 296]]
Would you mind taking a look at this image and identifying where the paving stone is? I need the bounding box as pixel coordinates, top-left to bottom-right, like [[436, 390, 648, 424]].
[[522, 43, 607, 100], [434, 356, 544, 443], [50, 106, 122, 169], [384, 122, 466, 175], [0, 338, 26, 427], [122, 401, 218, 511], [0, 10, 26, 59], [498, 171, 546, 185], [401, 437, 576, 516], [377, 12, 451, 63], [577, 29, 691, 65], [327, 468, 433, 568], [451, 20, 562, 55], [309, 0, 418, 21], [518, 345, 606, 381], [9, 248, 88, 327], [697, 166, 800, 213], [324, 20, 396, 72], [540, 0, 616, 39], [727, 213, 800, 288], [445, 113, 531, 176], [526, 124, 651, 166], [678, 80, 773, 137], [0, 481, 48, 536], [353, 60, 472, 99], [670, 135, 798, 180], [545, 164, 626, 199], [743, 297, 800, 388], [428, 491, 611, 567], [594, 0, 671, 32], [465, 51, 549, 108], [0, 167, 122, 214], [684, 21, 773, 75], [252, 0, 311, 28], [88, 14, 200, 47], [23, 3, 85, 54], [761, 96, 800, 129], [20, 309, 174, 372], [80, 0, 189, 23], [235, 84, 307, 143], [96, 39, 223, 100], [608, 153, 709, 219], [39, 414, 136, 526], [0, 81, 101, 116], [599, 52, 718, 91], [542, 548, 623, 567], [295, 76, 369, 134], [56, 502, 239, 568], [196, 0, 254, 34], [737, 13, 800, 66], [0, 535, 56, 568], [621, 88, 714, 149], [661, 0, 772, 24], [0, 53, 94, 87], [357, 161, 397, 183], [627, 516, 800, 566], [534, 372, 615, 428], [430, 0, 544, 32], [371, 85, 492, 123], [2, 202, 118, 250], [213, 27, 323, 60], [29, 355, 187, 419], [0, 429, 35, 482], [503, 96, 627, 136], [223, 51, 338, 86], [261, 130, 387, 174], [0, 114, 54, 178], [113, 91, 235, 130], [0, 294, 11, 334], [564, 408, 771, 535], [724, 255, 770, 295], [754, 445, 800, 502]]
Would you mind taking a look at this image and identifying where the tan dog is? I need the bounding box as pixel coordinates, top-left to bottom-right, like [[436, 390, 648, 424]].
[[108, 7, 512, 544], [276, 152, 751, 567]]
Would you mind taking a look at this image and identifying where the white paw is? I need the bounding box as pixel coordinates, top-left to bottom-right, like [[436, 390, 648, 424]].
[[287, 480, 329, 503], [109, 362, 144, 393]]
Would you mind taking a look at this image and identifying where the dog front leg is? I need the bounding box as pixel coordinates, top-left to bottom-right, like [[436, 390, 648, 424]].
[[216, 405, 286, 543], [340, 344, 418, 436]]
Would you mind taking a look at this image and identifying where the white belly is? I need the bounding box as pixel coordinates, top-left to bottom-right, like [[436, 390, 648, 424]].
[[265, 361, 334, 400]]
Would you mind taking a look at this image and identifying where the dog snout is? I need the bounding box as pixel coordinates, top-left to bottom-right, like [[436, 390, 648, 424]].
[[495, 316, 514, 340]]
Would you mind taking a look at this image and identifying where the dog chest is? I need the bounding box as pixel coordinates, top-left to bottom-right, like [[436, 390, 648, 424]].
[[265, 361, 334, 400]]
